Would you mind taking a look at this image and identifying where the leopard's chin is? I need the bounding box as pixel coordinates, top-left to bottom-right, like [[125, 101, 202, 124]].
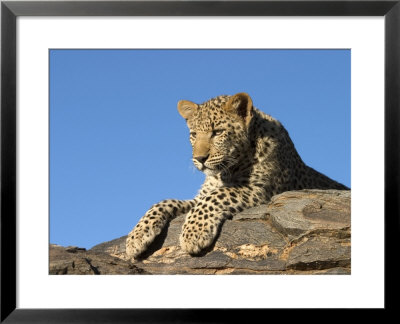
[[193, 160, 224, 176], [203, 168, 219, 176]]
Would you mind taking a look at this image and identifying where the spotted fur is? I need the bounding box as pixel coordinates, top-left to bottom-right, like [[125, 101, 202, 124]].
[[126, 93, 348, 257]]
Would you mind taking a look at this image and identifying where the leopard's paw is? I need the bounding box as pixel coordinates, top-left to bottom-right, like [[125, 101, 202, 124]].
[[179, 223, 217, 255], [125, 222, 162, 259]]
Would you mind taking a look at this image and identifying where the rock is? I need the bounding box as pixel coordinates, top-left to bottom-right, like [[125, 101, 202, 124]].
[[86, 189, 351, 275], [89, 235, 127, 259], [49, 244, 147, 275], [267, 189, 350, 237], [65, 246, 86, 253]]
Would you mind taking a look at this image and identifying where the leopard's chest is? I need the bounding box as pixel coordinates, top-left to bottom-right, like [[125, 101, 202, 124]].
[[198, 175, 224, 197]]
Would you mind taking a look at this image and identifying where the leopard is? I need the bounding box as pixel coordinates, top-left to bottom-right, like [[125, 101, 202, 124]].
[[125, 92, 348, 258]]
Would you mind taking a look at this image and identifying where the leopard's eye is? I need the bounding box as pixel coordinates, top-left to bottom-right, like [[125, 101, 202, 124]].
[[212, 129, 224, 137], [190, 132, 197, 138]]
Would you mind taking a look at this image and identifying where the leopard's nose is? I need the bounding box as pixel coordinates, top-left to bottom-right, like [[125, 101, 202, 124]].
[[194, 155, 209, 164]]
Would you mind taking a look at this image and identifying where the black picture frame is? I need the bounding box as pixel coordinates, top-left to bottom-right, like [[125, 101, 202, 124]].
[[1, 0, 398, 321]]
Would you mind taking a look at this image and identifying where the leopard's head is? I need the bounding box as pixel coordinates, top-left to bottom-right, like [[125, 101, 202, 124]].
[[178, 93, 253, 176]]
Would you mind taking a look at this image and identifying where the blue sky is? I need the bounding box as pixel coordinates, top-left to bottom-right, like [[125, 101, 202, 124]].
[[50, 49, 350, 248]]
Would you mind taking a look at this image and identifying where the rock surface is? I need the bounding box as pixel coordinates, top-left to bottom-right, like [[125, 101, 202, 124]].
[[50, 189, 351, 275], [49, 244, 147, 275]]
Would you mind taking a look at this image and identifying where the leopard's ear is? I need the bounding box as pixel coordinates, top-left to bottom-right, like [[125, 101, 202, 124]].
[[224, 92, 253, 126], [177, 100, 198, 120]]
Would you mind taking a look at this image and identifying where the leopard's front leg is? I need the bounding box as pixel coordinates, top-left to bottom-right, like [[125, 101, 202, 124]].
[[126, 199, 195, 259], [179, 186, 265, 255]]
